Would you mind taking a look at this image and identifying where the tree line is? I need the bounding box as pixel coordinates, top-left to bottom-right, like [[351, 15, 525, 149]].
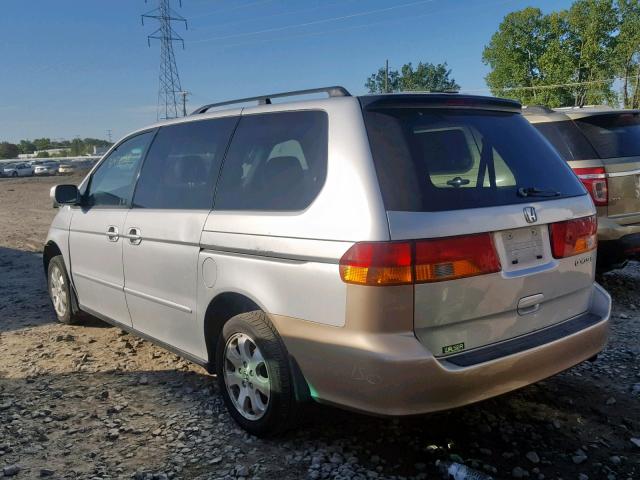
[[365, 0, 640, 108], [0, 138, 112, 160]]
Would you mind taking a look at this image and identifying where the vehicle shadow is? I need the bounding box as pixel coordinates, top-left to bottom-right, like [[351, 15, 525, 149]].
[[0, 246, 106, 333]]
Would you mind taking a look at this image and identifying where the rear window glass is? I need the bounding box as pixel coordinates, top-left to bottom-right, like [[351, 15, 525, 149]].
[[533, 121, 598, 161], [362, 108, 585, 212], [574, 113, 640, 158]]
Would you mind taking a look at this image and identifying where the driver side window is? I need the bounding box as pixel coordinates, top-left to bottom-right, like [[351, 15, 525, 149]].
[[86, 131, 154, 208]]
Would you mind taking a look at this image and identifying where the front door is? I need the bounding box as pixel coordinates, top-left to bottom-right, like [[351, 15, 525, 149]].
[[69, 131, 155, 326]]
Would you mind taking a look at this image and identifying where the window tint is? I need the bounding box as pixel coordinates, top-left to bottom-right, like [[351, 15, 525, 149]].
[[86, 132, 153, 208], [133, 118, 237, 209], [533, 121, 598, 161], [362, 108, 585, 212], [574, 113, 640, 158], [214, 111, 328, 211]]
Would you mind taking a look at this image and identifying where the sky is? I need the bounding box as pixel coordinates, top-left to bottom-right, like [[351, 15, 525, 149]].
[[0, 0, 575, 143]]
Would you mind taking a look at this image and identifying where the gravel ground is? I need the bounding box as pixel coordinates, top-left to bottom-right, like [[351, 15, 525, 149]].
[[0, 175, 639, 480]]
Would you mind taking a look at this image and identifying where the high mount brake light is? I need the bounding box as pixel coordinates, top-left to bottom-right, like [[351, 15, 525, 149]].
[[339, 233, 501, 286], [573, 167, 608, 207], [549, 215, 597, 258]]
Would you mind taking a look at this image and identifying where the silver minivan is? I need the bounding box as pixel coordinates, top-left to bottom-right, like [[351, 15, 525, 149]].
[[45, 87, 611, 436]]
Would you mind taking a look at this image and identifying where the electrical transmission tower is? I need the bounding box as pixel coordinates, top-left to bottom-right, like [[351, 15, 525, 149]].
[[142, 0, 187, 120]]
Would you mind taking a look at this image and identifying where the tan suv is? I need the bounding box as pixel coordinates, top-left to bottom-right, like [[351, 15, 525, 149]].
[[45, 88, 611, 436], [525, 106, 640, 270]]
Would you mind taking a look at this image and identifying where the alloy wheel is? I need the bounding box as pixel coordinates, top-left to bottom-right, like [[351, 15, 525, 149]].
[[223, 332, 271, 420]]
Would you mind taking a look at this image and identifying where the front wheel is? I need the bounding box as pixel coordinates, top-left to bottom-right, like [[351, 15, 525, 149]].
[[11, 171, 17, 177], [47, 256, 82, 325], [216, 311, 299, 436]]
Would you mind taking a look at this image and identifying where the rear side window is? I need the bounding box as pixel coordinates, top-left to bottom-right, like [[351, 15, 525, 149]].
[[214, 111, 328, 211], [574, 113, 640, 158], [533, 121, 598, 161], [133, 117, 237, 210], [362, 108, 585, 212]]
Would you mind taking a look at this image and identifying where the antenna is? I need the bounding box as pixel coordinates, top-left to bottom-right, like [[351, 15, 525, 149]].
[[142, 0, 188, 120]]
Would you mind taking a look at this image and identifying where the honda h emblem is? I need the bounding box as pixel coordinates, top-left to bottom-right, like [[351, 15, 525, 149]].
[[523, 207, 537, 223]]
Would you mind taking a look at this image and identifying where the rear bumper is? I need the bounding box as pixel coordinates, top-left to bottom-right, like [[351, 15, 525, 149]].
[[598, 233, 640, 267], [273, 283, 611, 416]]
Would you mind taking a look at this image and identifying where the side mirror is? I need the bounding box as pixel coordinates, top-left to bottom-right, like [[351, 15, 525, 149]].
[[50, 184, 80, 207]]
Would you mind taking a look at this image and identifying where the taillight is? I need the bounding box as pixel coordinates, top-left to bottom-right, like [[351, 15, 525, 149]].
[[339, 241, 413, 286], [573, 167, 608, 206], [549, 215, 597, 258], [339, 233, 501, 286]]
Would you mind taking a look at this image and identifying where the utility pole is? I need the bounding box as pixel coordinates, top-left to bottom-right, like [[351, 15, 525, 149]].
[[142, 0, 188, 120], [385, 59, 389, 93], [106, 129, 113, 143], [178, 90, 190, 117]]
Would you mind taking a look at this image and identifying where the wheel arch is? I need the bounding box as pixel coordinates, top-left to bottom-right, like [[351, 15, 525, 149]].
[[202, 291, 311, 402], [203, 291, 263, 368], [43, 241, 63, 275]]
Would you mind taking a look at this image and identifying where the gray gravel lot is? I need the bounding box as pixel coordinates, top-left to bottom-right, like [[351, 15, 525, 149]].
[[0, 175, 638, 479]]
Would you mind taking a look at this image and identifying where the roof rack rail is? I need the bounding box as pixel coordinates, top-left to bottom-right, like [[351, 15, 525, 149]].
[[191, 86, 351, 115]]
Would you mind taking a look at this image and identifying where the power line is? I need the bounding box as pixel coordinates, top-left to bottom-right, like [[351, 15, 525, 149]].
[[190, 0, 273, 20], [190, 0, 434, 44], [189, 0, 513, 50], [461, 76, 636, 94], [191, 0, 362, 31], [142, 0, 188, 120]]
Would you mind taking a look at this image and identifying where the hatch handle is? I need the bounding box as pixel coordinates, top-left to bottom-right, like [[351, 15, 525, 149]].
[[517, 293, 544, 315]]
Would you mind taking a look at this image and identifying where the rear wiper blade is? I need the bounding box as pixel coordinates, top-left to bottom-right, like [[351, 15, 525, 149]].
[[517, 187, 562, 198]]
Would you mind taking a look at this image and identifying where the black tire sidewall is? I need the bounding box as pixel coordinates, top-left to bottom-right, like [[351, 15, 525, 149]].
[[47, 256, 73, 324], [215, 311, 295, 437]]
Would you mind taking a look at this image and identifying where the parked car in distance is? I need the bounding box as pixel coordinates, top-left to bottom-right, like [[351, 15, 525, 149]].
[[2, 162, 33, 177], [44, 87, 611, 436], [524, 106, 640, 270], [57, 163, 77, 175], [34, 161, 60, 176]]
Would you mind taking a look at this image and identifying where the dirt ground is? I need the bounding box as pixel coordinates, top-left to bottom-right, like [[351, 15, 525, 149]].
[[0, 175, 639, 480]]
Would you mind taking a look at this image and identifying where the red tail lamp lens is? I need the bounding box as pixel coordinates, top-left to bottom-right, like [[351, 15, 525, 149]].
[[414, 233, 501, 283], [339, 233, 501, 286], [574, 167, 608, 206], [549, 215, 597, 258]]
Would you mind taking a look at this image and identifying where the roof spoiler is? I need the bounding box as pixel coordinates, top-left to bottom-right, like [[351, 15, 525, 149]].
[[360, 94, 521, 113], [191, 86, 351, 115]]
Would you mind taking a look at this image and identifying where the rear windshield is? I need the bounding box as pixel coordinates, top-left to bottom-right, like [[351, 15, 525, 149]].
[[574, 112, 640, 158], [533, 121, 598, 161], [362, 107, 585, 212]]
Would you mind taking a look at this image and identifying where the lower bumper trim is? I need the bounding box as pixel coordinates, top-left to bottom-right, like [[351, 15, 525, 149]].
[[444, 311, 602, 367]]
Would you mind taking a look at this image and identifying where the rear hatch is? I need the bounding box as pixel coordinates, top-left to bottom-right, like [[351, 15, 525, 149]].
[[571, 111, 640, 221], [360, 95, 596, 356]]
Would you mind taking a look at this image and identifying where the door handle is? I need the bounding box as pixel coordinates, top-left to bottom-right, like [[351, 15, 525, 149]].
[[128, 227, 142, 245], [106, 225, 119, 242]]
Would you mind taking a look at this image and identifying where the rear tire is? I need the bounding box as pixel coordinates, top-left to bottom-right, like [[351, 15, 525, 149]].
[[11, 171, 17, 177], [216, 311, 298, 437], [47, 255, 83, 325]]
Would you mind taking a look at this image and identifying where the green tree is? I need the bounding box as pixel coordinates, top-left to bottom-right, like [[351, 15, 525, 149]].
[[366, 61, 459, 93], [18, 140, 36, 155], [616, 0, 640, 107], [33, 138, 51, 151], [482, 7, 551, 105], [36, 151, 50, 158], [483, 0, 621, 107], [0, 142, 19, 159]]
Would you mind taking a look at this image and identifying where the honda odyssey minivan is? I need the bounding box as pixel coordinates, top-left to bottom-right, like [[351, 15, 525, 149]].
[[45, 87, 611, 436]]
